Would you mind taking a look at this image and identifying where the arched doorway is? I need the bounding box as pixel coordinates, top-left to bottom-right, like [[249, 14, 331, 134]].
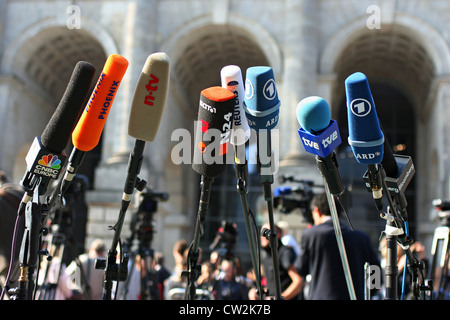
[[170, 23, 271, 270], [3, 26, 108, 257], [332, 28, 435, 242], [9, 26, 107, 188], [337, 82, 417, 240]]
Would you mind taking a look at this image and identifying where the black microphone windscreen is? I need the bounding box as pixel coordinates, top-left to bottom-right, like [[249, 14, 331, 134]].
[[41, 61, 96, 153], [192, 86, 235, 178]]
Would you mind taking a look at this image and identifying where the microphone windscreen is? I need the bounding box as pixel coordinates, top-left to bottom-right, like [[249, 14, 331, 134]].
[[345, 72, 384, 164], [72, 54, 129, 151], [128, 52, 170, 141], [220, 65, 251, 146], [192, 86, 235, 178], [41, 61, 96, 153], [243, 66, 280, 131], [296, 96, 331, 133]]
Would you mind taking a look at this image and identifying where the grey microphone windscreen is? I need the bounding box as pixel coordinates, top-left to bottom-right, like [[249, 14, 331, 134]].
[[128, 52, 170, 141]]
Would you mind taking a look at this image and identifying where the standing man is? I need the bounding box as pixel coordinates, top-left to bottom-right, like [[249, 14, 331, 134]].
[[297, 192, 381, 299]]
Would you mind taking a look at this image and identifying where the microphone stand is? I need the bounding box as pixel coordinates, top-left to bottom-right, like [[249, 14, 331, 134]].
[[184, 175, 214, 300], [11, 178, 46, 300], [366, 162, 432, 299], [99, 139, 147, 300], [323, 183, 357, 300], [256, 130, 281, 299], [234, 145, 263, 299]]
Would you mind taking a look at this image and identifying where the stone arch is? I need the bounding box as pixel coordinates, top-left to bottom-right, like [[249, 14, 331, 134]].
[[320, 13, 450, 77], [161, 14, 281, 119], [159, 15, 280, 268], [1, 17, 118, 84], [0, 18, 115, 184], [318, 13, 450, 240]]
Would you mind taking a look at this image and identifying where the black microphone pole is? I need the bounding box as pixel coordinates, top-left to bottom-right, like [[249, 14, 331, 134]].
[[100, 139, 146, 300], [234, 144, 263, 299], [13, 178, 46, 300], [184, 175, 213, 300], [257, 129, 282, 300], [221, 64, 263, 299], [185, 86, 236, 299]]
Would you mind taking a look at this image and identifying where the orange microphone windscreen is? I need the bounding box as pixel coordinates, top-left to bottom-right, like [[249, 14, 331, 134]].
[[72, 54, 129, 151]]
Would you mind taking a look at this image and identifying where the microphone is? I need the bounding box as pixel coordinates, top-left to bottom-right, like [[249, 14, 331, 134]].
[[128, 52, 170, 142], [345, 72, 384, 164], [122, 52, 169, 201], [100, 52, 169, 301], [220, 65, 251, 147], [221, 65, 251, 192], [56, 54, 128, 198], [186, 86, 235, 299], [192, 86, 235, 178], [72, 54, 129, 151], [297, 96, 357, 299], [243, 66, 280, 131], [20, 61, 96, 197], [243, 65, 280, 177], [221, 65, 263, 298], [345, 72, 385, 211], [7, 61, 96, 301], [345, 72, 415, 216], [345, 73, 423, 299], [296, 96, 344, 196], [243, 66, 282, 299]]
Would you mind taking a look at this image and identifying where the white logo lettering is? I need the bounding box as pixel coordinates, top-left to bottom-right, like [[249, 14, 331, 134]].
[[322, 130, 339, 148], [263, 79, 276, 100], [350, 98, 372, 117], [302, 137, 319, 150], [356, 152, 381, 160]]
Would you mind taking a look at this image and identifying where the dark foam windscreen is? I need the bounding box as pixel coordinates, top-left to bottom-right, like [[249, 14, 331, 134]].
[[41, 61, 96, 153], [345, 72, 384, 164], [192, 86, 235, 178], [128, 52, 170, 141]]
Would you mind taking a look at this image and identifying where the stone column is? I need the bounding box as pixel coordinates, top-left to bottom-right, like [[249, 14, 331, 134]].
[[274, 0, 322, 230], [92, 0, 156, 196], [278, 0, 320, 177], [279, 0, 318, 164], [88, 1, 157, 246]]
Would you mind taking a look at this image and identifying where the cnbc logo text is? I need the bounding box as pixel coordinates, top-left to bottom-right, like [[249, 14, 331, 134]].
[[33, 154, 62, 179]]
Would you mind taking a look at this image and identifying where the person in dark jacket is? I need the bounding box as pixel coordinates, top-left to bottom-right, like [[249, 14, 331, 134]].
[[297, 192, 381, 299]]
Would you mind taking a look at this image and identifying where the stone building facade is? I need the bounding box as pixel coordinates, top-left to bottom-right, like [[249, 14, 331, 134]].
[[1, 0, 450, 271]]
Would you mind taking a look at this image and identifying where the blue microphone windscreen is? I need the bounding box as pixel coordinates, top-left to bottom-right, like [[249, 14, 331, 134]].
[[243, 66, 280, 131], [296, 96, 341, 158], [296, 96, 331, 133], [345, 72, 384, 164]]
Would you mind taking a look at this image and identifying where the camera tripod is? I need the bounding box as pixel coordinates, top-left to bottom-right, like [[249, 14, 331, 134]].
[[429, 199, 450, 300], [118, 189, 168, 300], [35, 176, 89, 300]]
